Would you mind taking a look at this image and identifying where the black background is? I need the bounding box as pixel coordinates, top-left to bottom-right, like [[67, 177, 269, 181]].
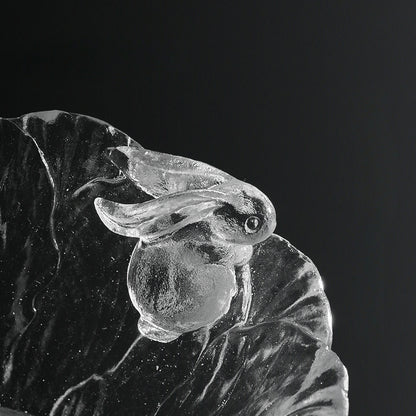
[[0, 2, 412, 415]]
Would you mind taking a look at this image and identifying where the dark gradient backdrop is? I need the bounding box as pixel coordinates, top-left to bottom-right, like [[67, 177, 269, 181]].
[[0, 2, 411, 415]]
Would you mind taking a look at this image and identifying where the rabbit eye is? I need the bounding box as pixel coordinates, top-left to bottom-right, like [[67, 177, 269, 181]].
[[244, 216, 261, 233]]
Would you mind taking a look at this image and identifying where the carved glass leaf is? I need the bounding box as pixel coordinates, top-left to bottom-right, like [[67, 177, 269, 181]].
[[0, 111, 348, 416]]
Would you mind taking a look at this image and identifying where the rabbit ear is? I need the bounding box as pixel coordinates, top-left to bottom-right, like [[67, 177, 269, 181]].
[[106, 146, 234, 197], [94, 189, 227, 243]]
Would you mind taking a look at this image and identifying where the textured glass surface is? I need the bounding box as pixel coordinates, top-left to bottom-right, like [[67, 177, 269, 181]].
[[0, 111, 348, 415]]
